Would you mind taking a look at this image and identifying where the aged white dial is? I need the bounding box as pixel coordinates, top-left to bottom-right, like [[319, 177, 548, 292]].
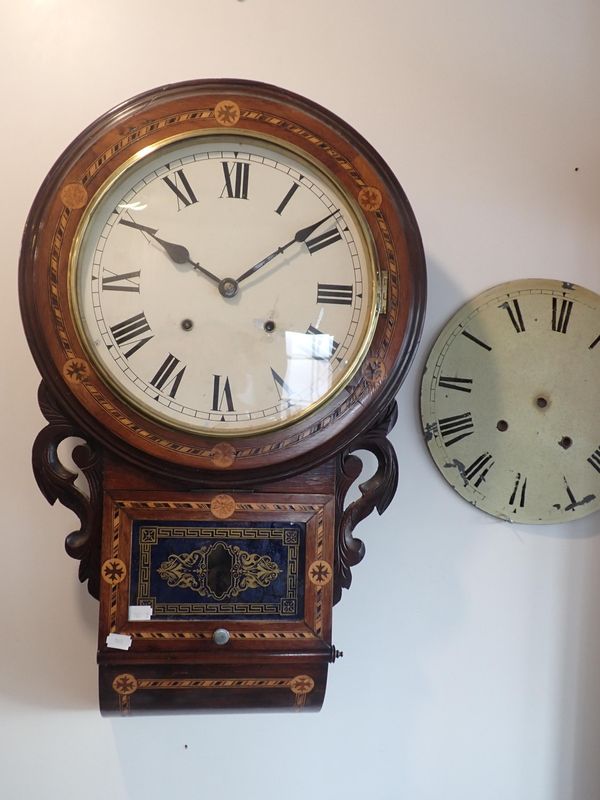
[[72, 133, 378, 435], [420, 279, 600, 523]]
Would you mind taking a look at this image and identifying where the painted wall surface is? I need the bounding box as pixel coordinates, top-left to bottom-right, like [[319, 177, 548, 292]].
[[2, 1, 599, 798]]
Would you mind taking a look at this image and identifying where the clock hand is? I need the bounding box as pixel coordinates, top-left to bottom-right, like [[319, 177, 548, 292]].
[[235, 208, 340, 284], [118, 218, 222, 286]]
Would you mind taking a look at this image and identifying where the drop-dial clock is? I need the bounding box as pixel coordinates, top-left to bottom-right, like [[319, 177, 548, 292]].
[[421, 279, 600, 523], [20, 80, 426, 714]]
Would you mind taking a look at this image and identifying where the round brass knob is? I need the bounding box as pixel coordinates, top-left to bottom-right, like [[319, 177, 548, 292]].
[[212, 628, 230, 646]]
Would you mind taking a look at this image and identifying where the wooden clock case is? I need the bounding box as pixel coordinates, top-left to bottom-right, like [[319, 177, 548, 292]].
[[19, 79, 427, 714]]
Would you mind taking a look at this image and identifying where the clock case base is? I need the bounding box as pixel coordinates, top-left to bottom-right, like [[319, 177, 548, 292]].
[[100, 657, 329, 716], [33, 380, 399, 715]]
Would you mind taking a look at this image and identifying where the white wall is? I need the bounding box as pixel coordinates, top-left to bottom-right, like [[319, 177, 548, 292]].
[[3, 1, 600, 798]]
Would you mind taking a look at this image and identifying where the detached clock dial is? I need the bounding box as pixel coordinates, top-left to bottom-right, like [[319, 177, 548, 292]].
[[20, 80, 426, 715], [421, 279, 600, 524]]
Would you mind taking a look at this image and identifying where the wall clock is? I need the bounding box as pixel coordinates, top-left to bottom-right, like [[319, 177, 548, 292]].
[[421, 278, 600, 524], [19, 79, 426, 714]]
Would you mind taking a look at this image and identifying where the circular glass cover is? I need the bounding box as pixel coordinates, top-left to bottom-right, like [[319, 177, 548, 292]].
[[72, 133, 378, 436]]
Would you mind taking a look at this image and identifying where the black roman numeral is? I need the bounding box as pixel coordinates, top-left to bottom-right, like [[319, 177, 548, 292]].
[[501, 299, 525, 332], [438, 412, 474, 447], [150, 354, 186, 398], [101, 270, 141, 293], [110, 312, 153, 358], [563, 475, 581, 511], [464, 452, 494, 487], [461, 330, 492, 351], [306, 325, 339, 358], [316, 283, 353, 305], [305, 227, 342, 254], [438, 376, 473, 393], [552, 298, 573, 333], [163, 169, 198, 208], [271, 367, 292, 400], [275, 182, 300, 215], [212, 374, 235, 413], [509, 473, 527, 511], [221, 162, 250, 199], [587, 447, 600, 474]]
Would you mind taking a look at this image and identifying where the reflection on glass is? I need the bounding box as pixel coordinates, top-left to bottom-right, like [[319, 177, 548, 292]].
[[283, 331, 333, 407]]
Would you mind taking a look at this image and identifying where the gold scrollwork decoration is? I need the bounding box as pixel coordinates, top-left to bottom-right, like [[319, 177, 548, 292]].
[[158, 542, 281, 600]]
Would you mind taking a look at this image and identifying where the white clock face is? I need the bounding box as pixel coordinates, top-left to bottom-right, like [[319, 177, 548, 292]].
[[71, 134, 378, 436], [421, 279, 600, 524]]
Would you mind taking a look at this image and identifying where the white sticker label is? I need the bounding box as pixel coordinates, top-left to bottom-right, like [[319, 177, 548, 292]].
[[106, 633, 132, 650], [128, 605, 153, 621]]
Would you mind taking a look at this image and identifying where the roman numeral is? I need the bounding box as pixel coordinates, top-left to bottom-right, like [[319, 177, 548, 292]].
[[587, 447, 600, 474], [275, 182, 300, 215], [464, 452, 494, 487], [101, 270, 141, 293], [438, 376, 473, 393], [589, 334, 600, 350], [305, 227, 342, 254], [306, 325, 339, 358], [271, 367, 292, 400], [221, 162, 250, 199], [509, 473, 527, 511], [163, 169, 198, 208], [461, 330, 492, 351], [316, 283, 353, 305], [110, 312, 153, 358], [150, 354, 186, 398], [212, 374, 235, 413], [562, 476, 588, 512], [552, 298, 573, 333], [438, 412, 474, 447], [501, 299, 525, 332]]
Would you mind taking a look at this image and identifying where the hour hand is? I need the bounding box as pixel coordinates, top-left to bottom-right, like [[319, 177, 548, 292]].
[[118, 218, 222, 286]]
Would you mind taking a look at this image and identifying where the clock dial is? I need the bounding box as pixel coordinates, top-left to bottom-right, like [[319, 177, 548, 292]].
[[72, 134, 378, 435], [420, 279, 600, 523]]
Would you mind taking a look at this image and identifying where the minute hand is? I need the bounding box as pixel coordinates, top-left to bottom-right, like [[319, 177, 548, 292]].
[[235, 209, 339, 284]]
